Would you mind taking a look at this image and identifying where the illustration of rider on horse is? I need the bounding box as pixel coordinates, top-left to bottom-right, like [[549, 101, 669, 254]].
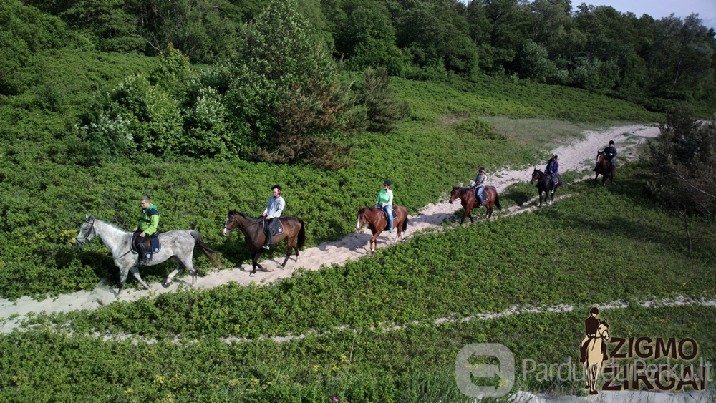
[[580, 307, 609, 363]]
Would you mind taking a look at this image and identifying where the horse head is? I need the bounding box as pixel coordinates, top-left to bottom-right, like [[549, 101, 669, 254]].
[[76, 215, 96, 247], [356, 208, 369, 230], [530, 168, 542, 185], [449, 186, 462, 203], [223, 210, 240, 236]]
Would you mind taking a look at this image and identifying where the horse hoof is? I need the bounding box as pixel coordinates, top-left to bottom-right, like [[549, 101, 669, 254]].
[[589, 390, 598, 395], [163, 280, 172, 288]]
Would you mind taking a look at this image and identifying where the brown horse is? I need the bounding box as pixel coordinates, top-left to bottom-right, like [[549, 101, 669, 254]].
[[222, 210, 305, 274], [594, 151, 615, 185], [356, 205, 408, 253], [449, 185, 501, 224], [531, 169, 560, 206]]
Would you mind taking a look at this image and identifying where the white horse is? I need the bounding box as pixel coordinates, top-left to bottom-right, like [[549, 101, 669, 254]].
[[75, 215, 220, 296], [584, 320, 610, 394]]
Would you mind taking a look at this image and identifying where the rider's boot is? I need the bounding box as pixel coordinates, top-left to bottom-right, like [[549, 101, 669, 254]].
[[137, 243, 148, 265]]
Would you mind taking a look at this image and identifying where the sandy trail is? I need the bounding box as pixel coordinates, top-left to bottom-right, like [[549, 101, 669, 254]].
[[0, 124, 660, 332]]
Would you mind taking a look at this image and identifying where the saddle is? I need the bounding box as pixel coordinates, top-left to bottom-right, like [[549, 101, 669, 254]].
[[266, 218, 284, 238], [131, 232, 161, 262], [380, 208, 398, 230]]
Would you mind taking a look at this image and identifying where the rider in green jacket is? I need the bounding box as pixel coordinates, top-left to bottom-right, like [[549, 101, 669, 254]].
[[134, 194, 160, 264]]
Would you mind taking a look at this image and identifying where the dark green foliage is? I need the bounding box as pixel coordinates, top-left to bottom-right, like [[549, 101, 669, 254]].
[[226, 0, 355, 168], [329, 0, 407, 75], [356, 67, 409, 133], [647, 108, 716, 216], [390, 0, 478, 75], [0, 0, 87, 95]]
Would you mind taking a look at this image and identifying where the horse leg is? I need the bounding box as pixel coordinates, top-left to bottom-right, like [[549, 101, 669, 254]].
[[281, 238, 294, 268], [370, 233, 379, 253], [129, 266, 150, 290], [250, 251, 262, 275], [116, 267, 131, 296], [164, 257, 180, 287]]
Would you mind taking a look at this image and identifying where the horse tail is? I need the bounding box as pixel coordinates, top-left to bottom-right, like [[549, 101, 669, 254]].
[[494, 192, 502, 210], [297, 219, 306, 250], [190, 230, 220, 268], [401, 207, 408, 232]]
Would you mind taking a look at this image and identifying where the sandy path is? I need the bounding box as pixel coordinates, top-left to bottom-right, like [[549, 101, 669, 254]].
[[0, 124, 660, 332]]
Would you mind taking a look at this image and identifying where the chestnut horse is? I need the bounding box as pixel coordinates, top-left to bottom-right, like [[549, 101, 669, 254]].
[[531, 169, 561, 206], [222, 210, 305, 274], [449, 185, 501, 224], [594, 151, 615, 185], [356, 205, 408, 253]]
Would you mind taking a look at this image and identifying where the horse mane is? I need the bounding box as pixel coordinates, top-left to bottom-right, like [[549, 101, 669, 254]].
[[94, 218, 128, 233]]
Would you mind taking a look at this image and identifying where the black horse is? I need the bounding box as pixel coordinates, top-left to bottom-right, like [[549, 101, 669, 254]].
[[531, 169, 561, 206]]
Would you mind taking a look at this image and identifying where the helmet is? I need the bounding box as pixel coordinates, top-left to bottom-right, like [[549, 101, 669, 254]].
[[590, 307, 600, 315], [609, 140, 614, 145], [383, 179, 392, 186], [271, 185, 282, 191], [479, 167, 486, 172]]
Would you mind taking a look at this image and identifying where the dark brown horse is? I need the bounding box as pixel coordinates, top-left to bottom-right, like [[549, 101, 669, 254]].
[[531, 169, 561, 206], [356, 205, 408, 253], [449, 185, 501, 224], [594, 151, 615, 185], [222, 210, 306, 274]]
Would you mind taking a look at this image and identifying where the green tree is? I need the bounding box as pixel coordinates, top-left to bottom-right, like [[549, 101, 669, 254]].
[[647, 109, 716, 248], [225, 0, 353, 168], [391, 0, 477, 75], [644, 15, 716, 100], [358, 67, 409, 133], [479, 0, 531, 74], [0, 0, 84, 95], [332, 0, 406, 75]]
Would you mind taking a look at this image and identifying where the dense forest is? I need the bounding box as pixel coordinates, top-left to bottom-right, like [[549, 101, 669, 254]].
[[2, 0, 715, 166]]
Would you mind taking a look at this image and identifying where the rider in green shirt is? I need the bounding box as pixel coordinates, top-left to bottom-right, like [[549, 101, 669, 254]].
[[134, 194, 160, 264], [375, 179, 394, 233]]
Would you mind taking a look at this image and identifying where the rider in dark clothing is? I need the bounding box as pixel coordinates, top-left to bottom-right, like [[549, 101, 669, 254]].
[[545, 155, 560, 193], [603, 140, 617, 171]]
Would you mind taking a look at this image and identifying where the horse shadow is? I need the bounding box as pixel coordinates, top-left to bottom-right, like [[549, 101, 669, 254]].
[[500, 188, 532, 207], [318, 232, 373, 253]]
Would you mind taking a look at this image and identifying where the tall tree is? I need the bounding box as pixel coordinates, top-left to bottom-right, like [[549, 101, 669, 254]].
[[225, 0, 353, 168], [390, 0, 477, 75], [331, 0, 405, 74], [644, 14, 716, 100]]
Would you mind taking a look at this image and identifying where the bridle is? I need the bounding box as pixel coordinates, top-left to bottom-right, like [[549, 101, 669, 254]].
[[223, 214, 238, 234], [76, 217, 96, 246]]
